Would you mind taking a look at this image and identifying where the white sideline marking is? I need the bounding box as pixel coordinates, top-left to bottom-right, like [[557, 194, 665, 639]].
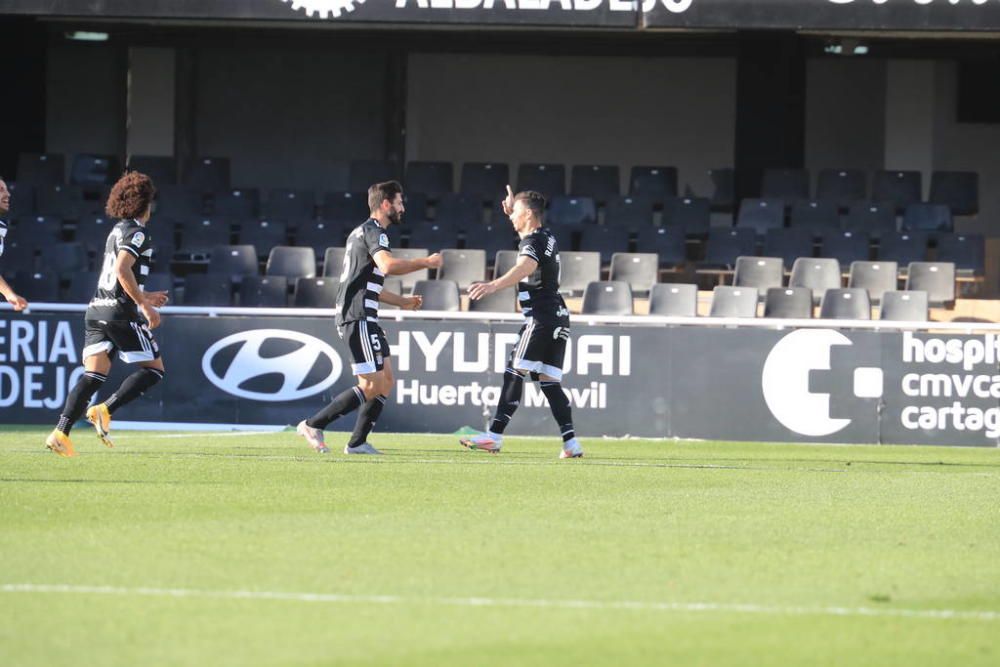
[[1, 584, 996, 622]]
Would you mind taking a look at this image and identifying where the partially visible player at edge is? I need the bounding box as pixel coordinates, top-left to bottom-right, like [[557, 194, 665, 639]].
[[0, 177, 29, 311], [296, 180, 442, 455], [461, 186, 583, 459], [45, 172, 169, 457]]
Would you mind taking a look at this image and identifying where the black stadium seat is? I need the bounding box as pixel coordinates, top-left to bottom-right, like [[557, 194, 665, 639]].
[[437, 249, 486, 289], [843, 202, 896, 239], [763, 228, 813, 268], [848, 261, 898, 304], [819, 230, 870, 268], [263, 189, 315, 220], [872, 170, 921, 213], [578, 225, 630, 265], [547, 196, 596, 226], [435, 193, 482, 229], [239, 275, 287, 307], [182, 274, 232, 306], [266, 245, 315, 279], [177, 218, 233, 254], [790, 200, 840, 233], [709, 286, 757, 318], [405, 161, 453, 197], [11, 271, 59, 301], [736, 198, 785, 236], [789, 257, 841, 302], [209, 245, 259, 279], [648, 283, 697, 317], [156, 184, 205, 220], [349, 159, 398, 192], [701, 228, 756, 269], [880, 290, 928, 321], [413, 279, 460, 311], [321, 191, 369, 224], [41, 242, 90, 277], [662, 197, 710, 236], [878, 231, 928, 265], [295, 220, 344, 258], [708, 167, 735, 212], [16, 153, 65, 185], [733, 256, 783, 297], [930, 171, 978, 216], [212, 188, 260, 219], [559, 251, 601, 296], [293, 277, 340, 308], [935, 233, 984, 275], [460, 162, 509, 201], [70, 154, 120, 187], [36, 184, 85, 219], [239, 219, 288, 255], [517, 163, 566, 197], [581, 281, 633, 316], [816, 168, 867, 208], [762, 168, 809, 200], [629, 166, 678, 202], [570, 164, 619, 200], [820, 288, 871, 320], [17, 215, 63, 244], [184, 157, 230, 190], [763, 287, 813, 319], [468, 286, 517, 313], [64, 271, 99, 303], [609, 252, 659, 296], [902, 203, 953, 233], [604, 196, 654, 228], [8, 182, 36, 215], [74, 214, 116, 249], [128, 156, 177, 185], [905, 261, 955, 307]]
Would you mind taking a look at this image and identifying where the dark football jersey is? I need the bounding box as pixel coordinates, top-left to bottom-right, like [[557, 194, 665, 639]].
[[335, 218, 390, 327], [86, 220, 153, 321], [517, 227, 567, 323], [0, 219, 7, 259]]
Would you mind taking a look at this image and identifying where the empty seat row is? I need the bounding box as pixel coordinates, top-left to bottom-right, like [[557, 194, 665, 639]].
[[731, 256, 956, 306], [759, 168, 978, 215]]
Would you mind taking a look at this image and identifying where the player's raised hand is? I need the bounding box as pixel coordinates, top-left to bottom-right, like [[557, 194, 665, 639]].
[[402, 295, 423, 311], [425, 253, 443, 270], [145, 290, 169, 308], [501, 185, 515, 216], [6, 293, 28, 311], [468, 281, 496, 301]]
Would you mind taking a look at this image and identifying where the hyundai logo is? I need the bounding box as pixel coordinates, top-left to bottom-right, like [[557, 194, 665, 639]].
[[201, 329, 342, 401]]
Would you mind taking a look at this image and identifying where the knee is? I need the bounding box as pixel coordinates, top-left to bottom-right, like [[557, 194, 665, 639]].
[[358, 378, 379, 401]]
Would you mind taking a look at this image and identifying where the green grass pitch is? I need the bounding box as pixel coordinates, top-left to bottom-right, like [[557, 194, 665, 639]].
[[1, 426, 999, 666]]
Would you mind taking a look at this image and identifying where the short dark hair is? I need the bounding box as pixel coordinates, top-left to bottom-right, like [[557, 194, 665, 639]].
[[106, 171, 157, 219], [514, 190, 546, 222], [368, 180, 403, 213]]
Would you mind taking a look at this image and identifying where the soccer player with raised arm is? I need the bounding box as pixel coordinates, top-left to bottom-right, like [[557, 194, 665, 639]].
[[0, 177, 28, 311], [461, 186, 583, 459], [45, 172, 169, 457], [295, 180, 443, 455]]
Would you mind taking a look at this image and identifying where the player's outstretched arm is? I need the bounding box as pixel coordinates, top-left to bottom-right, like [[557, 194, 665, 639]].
[[380, 290, 423, 311], [0, 275, 28, 311], [373, 250, 443, 276], [468, 256, 537, 300]]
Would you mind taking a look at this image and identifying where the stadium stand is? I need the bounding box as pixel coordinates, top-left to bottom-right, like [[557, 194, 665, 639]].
[[558, 251, 601, 296], [578, 225, 631, 264], [40, 242, 89, 278], [36, 184, 84, 218], [848, 261, 899, 304], [177, 218, 233, 256], [263, 189, 315, 220], [393, 248, 430, 291], [570, 165, 619, 201], [184, 157, 230, 190], [604, 195, 654, 228], [609, 252, 659, 296], [736, 198, 785, 236], [405, 161, 453, 198], [239, 275, 288, 307], [789, 200, 840, 234], [435, 193, 482, 228], [872, 170, 921, 213], [901, 203, 953, 233], [517, 163, 566, 196], [761, 168, 809, 200], [842, 202, 897, 238], [789, 257, 841, 302], [213, 188, 260, 219], [293, 277, 339, 308], [701, 228, 756, 269], [322, 247, 347, 277], [707, 168, 735, 212], [157, 184, 205, 220], [878, 231, 928, 265], [295, 220, 344, 258], [266, 246, 315, 279], [816, 168, 867, 208], [819, 230, 871, 268], [662, 197, 711, 236], [935, 233, 985, 275], [16, 153, 64, 185], [468, 286, 517, 313], [548, 196, 597, 226], [762, 228, 814, 268], [929, 171, 978, 216], [493, 250, 518, 280], [460, 162, 510, 201], [70, 154, 120, 188], [182, 274, 232, 306], [10, 271, 59, 301], [629, 166, 678, 202], [906, 261, 956, 307], [239, 220, 289, 255], [64, 271, 99, 303], [349, 160, 398, 192], [437, 249, 487, 289], [321, 191, 369, 223], [128, 155, 177, 185], [208, 245, 259, 280]]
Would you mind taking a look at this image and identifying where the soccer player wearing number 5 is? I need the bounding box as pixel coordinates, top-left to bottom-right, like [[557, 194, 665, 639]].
[[0, 177, 28, 311], [296, 180, 443, 455], [461, 187, 583, 459], [45, 172, 169, 457]]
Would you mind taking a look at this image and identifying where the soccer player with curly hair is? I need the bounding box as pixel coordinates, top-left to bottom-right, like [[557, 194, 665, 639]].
[[45, 172, 169, 457]]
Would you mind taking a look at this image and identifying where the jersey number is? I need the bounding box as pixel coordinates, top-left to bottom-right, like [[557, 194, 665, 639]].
[[369, 334, 382, 353], [98, 252, 118, 291]]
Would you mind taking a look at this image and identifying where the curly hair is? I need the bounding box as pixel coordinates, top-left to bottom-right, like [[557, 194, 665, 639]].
[[105, 171, 156, 220]]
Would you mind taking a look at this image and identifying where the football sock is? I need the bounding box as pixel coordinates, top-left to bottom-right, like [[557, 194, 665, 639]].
[[489, 368, 524, 435], [306, 386, 365, 430], [57, 371, 107, 435], [104, 368, 164, 414], [540, 381, 576, 445], [346, 395, 387, 448]]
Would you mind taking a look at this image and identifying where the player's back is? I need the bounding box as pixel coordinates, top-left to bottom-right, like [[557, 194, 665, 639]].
[[87, 220, 153, 321], [517, 227, 566, 322], [335, 218, 389, 327]]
